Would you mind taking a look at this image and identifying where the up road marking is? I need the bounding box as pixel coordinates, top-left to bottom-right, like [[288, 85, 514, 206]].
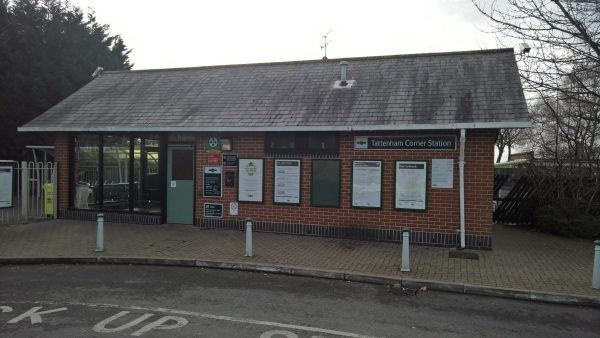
[[93, 311, 188, 336]]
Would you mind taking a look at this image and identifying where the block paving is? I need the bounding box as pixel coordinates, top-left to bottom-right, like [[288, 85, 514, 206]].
[[0, 220, 598, 298]]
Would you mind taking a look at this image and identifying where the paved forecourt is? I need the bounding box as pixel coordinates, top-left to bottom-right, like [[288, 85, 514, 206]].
[[0, 219, 598, 299]]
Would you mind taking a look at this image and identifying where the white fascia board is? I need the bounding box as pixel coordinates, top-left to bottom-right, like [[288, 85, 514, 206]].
[[18, 121, 532, 132]]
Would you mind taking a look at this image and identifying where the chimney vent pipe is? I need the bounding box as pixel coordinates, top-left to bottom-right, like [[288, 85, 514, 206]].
[[339, 61, 348, 86]]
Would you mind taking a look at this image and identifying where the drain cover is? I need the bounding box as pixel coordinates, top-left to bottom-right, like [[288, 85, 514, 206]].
[[449, 250, 479, 260]]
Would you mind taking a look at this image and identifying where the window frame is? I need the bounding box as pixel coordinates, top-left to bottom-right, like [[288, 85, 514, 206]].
[[69, 133, 166, 215], [265, 132, 339, 155]]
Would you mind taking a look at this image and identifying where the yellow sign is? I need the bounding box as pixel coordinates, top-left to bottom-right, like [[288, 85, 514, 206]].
[[42, 183, 54, 215]]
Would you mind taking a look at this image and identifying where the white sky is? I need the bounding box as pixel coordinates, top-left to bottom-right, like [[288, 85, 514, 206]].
[[69, 0, 505, 70]]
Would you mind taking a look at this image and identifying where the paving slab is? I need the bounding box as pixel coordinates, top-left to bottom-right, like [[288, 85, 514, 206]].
[[0, 219, 599, 300]]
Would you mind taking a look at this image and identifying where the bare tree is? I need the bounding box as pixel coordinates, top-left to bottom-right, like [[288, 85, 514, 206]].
[[495, 128, 525, 162], [474, 0, 600, 213]]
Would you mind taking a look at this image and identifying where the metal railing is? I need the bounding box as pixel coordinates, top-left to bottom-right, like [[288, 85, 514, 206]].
[[0, 161, 56, 225]]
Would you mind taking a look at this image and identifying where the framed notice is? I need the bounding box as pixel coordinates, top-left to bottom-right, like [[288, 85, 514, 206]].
[[0, 167, 12, 208], [352, 160, 382, 208], [238, 158, 264, 203], [274, 159, 301, 204], [431, 159, 454, 188], [395, 161, 427, 211], [204, 203, 223, 218], [203, 166, 222, 197]]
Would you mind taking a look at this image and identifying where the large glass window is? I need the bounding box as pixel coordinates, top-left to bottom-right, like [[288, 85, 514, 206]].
[[72, 134, 162, 214], [102, 136, 131, 210], [133, 137, 161, 213], [266, 132, 338, 155], [73, 135, 100, 209]]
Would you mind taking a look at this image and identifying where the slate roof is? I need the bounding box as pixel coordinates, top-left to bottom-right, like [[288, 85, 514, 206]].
[[19, 48, 530, 132]]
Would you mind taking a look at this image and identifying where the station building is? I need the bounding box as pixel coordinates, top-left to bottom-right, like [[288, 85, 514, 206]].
[[19, 48, 530, 249]]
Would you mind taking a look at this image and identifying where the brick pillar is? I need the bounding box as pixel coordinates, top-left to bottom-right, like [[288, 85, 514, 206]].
[[54, 134, 70, 214]]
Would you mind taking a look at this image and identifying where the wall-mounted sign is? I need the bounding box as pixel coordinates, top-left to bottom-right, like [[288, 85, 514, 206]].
[[355, 136, 456, 151], [431, 159, 454, 189], [205, 136, 221, 153], [221, 138, 232, 151], [229, 202, 238, 216], [203, 166, 222, 197], [352, 160, 382, 208], [0, 167, 13, 208], [274, 159, 301, 204], [204, 203, 223, 218], [238, 158, 264, 202], [225, 171, 235, 187], [222, 154, 238, 166], [206, 153, 222, 165], [395, 161, 427, 211]]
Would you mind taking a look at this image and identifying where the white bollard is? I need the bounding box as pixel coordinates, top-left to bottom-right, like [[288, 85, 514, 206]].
[[593, 240, 600, 289], [401, 227, 410, 272], [96, 213, 104, 252], [245, 219, 253, 257]]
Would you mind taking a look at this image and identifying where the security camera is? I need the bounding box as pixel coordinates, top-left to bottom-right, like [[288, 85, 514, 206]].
[[517, 43, 531, 54]]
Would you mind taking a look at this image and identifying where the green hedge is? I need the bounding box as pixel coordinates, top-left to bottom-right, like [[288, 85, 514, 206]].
[[534, 204, 600, 239]]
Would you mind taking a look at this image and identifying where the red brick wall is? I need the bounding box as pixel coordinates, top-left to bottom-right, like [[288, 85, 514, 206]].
[[195, 129, 496, 236], [54, 133, 70, 212]]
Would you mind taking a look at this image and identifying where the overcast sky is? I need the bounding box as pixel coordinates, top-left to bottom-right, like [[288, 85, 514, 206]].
[[69, 0, 505, 70]]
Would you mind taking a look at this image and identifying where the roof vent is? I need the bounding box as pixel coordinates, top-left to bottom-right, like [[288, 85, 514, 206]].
[[333, 61, 355, 89], [91, 67, 104, 79]]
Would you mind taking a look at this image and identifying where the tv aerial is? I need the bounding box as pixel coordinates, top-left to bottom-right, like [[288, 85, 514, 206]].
[[320, 30, 332, 60]]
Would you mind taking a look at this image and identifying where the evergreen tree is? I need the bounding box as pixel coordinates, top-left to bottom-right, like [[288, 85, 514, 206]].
[[0, 0, 132, 159]]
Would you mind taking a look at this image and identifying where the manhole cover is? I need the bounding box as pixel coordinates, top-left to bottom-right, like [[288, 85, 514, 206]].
[[449, 250, 479, 260]]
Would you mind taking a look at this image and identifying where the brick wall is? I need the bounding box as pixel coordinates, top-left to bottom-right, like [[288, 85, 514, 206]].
[[54, 133, 70, 212], [195, 129, 496, 238]]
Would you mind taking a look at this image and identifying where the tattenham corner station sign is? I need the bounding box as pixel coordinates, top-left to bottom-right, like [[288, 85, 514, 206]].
[[354, 136, 456, 151]]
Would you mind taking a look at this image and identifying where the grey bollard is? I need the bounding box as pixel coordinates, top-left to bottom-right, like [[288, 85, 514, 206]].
[[593, 240, 600, 289], [95, 213, 104, 252], [245, 218, 253, 257], [401, 227, 410, 272]]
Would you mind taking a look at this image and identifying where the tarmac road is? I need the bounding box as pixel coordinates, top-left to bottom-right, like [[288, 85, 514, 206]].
[[0, 264, 598, 337]]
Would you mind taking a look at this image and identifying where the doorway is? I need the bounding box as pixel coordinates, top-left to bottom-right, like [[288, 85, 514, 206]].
[[166, 144, 194, 224]]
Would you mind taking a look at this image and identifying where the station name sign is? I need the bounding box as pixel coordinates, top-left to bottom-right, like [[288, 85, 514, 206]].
[[354, 135, 456, 151]]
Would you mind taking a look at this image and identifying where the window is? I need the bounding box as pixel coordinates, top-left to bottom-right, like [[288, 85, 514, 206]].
[[102, 136, 131, 210], [133, 137, 161, 214], [71, 134, 163, 214], [311, 159, 341, 207], [266, 132, 338, 155], [73, 135, 100, 209]]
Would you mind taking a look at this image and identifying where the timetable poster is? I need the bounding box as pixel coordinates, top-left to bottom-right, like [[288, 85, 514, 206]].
[[274, 159, 301, 204], [352, 160, 382, 208], [395, 161, 427, 210]]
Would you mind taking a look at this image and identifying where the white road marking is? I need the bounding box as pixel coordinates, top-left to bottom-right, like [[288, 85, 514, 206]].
[[6, 306, 67, 324], [130, 315, 188, 336], [0, 306, 12, 313], [260, 329, 298, 338], [4, 300, 380, 337], [93, 311, 154, 333]]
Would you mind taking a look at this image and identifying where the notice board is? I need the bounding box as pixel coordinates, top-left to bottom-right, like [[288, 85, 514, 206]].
[[395, 161, 427, 211], [311, 160, 340, 207], [238, 158, 264, 202], [352, 160, 382, 208], [274, 159, 301, 204], [203, 166, 222, 197]]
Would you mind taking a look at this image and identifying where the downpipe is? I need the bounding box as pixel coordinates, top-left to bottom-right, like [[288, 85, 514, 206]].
[[459, 129, 466, 249]]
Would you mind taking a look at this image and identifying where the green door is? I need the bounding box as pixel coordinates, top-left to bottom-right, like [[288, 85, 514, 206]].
[[167, 144, 194, 224]]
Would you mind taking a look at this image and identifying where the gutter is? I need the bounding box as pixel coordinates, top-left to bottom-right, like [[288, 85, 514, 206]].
[[18, 121, 532, 133]]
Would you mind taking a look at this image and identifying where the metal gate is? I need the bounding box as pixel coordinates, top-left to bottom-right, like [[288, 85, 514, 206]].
[[0, 161, 56, 225]]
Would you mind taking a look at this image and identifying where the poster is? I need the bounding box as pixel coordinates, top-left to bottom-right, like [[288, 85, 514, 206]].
[[238, 159, 263, 202], [395, 161, 427, 210], [352, 160, 382, 208], [0, 167, 12, 208], [274, 159, 301, 204], [203, 166, 222, 197], [431, 159, 454, 188]]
